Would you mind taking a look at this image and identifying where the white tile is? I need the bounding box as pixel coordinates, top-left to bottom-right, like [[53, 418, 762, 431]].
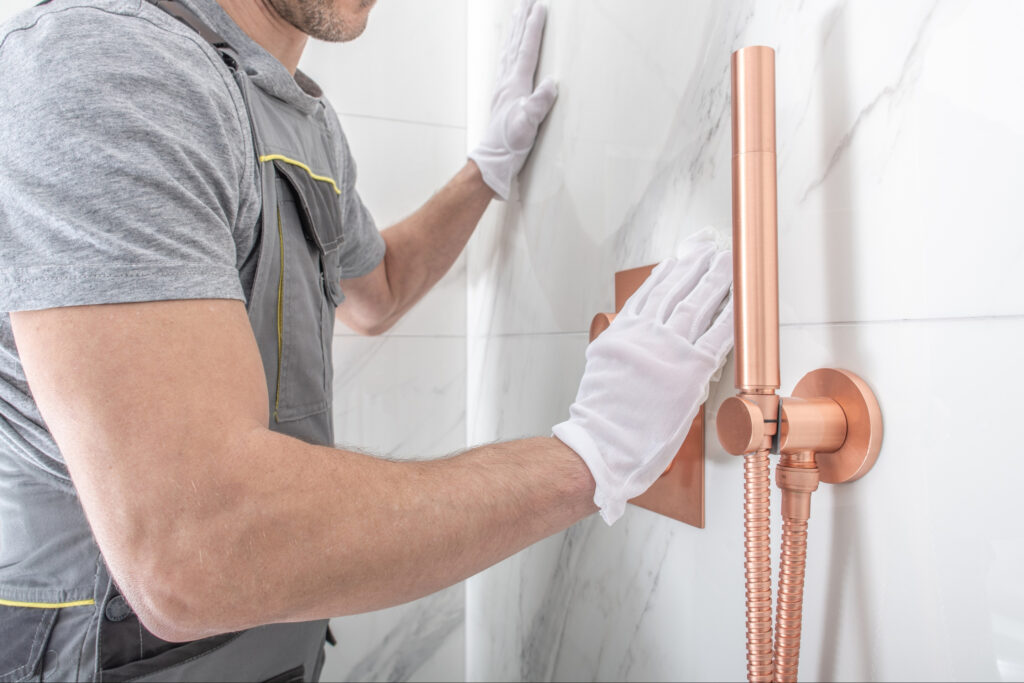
[[466, 333, 588, 445], [300, 0, 466, 127], [466, 551, 523, 682], [467, 0, 732, 336], [464, 332, 606, 681], [464, 332, 591, 681], [374, 252, 465, 338], [324, 335, 467, 682], [468, 0, 1024, 335], [322, 583, 465, 682], [778, 0, 1024, 324], [466, 317, 1024, 681], [466, 525, 586, 683], [336, 116, 468, 229], [409, 619, 465, 683], [333, 116, 467, 337], [332, 335, 465, 458]]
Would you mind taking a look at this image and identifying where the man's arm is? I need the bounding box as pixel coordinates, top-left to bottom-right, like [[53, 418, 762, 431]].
[[11, 299, 595, 643], [335, 161, 492, 335], [337, 0, 558, 335]]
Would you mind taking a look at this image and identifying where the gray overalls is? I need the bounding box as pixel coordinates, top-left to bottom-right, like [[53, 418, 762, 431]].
[[0, 1, 347, 679]]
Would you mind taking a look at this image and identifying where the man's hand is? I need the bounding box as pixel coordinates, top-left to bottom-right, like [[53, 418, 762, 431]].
[[553, 238, 734, 524], [468, 0, 557, 200], [337, 1, 557, 334]]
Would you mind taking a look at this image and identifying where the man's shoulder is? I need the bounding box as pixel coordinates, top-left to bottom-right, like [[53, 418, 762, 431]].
[[0, 0, 250, 158], [1, 0, 233, 96], [2, 0, 205, 46]]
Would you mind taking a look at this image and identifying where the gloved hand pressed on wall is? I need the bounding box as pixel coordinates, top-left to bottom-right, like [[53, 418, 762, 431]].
[[469, 0, 557, 200], [553, 240, 735, 525]]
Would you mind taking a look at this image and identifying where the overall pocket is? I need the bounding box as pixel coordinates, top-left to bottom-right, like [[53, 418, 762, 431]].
[[0, 605, 58, 682], [99, 622, 325, 683], [271, 160, 344, 425]]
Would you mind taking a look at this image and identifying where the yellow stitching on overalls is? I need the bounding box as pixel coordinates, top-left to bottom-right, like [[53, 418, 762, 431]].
[[0, 598, 95, 609], [275, 206, 284, 421], [260, 154, 342, 195]]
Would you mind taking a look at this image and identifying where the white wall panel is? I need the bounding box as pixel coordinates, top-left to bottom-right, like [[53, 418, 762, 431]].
[[465, 1, 1024, 681]]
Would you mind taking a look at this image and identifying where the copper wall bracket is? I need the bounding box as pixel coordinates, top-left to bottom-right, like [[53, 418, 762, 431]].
[[786, 368, 883, 484], [589, 264, 706, 528]]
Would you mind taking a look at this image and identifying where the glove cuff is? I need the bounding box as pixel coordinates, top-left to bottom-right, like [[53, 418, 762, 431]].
[[552, 420, 626, 525], [467, 149, 512, 201]]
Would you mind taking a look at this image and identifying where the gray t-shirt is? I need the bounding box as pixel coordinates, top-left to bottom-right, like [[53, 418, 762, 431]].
[[0, 0, 386, 487]]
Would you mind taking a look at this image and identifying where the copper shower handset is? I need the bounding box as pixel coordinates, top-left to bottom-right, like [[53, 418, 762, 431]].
[[717, 46, 884, 683]]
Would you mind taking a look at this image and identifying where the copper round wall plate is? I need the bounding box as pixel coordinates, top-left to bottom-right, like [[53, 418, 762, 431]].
[[791, 368, 883, 484]]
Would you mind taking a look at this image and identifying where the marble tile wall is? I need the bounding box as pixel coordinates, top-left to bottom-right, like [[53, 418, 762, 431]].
[[300, 2, 468, 681], [465, 1, 1024, 681]]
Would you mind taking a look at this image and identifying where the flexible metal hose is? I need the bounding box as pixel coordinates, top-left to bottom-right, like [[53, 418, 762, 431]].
[[744, 442, 774, 682], [773, 455, 819, 682], [774, 515, 807, 682]]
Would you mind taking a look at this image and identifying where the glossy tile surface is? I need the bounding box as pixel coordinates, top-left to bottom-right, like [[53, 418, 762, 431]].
[[300, 0, 466, 127], [335, 115, 467, 230], [464, 1, 1024, 681], [325, 335, 466, 681], [321, 586, 465, 683], [468, 318, 1024, 682], [467, 333, 588, 445], [464, 333, 591, 682], [331, 335, 465, 459], [303, 3, 470, 679], [334, 115, 467, 337], [467, 0, 1024, 336]]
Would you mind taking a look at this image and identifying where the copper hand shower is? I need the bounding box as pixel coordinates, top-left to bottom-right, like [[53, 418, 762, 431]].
[[717, 46, 884, 683]]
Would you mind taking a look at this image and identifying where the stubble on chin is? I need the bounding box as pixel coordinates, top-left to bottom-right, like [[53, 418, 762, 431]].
[[269, 0, 371, 43]]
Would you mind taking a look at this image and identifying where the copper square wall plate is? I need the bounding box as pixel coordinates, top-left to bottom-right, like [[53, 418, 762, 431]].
[[589, 264, 706, 528]]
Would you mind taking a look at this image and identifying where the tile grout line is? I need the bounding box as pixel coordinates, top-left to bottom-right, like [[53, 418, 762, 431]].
[[334, 334, 467, 339], [780, 312, 1024, 328], [350, 313, 1024, 340], [336, 112, 467, 131]]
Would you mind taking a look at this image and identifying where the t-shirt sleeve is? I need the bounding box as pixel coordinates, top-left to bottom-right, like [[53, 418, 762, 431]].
[[0, 6, 255, 312], [327, 110, 386, 280]]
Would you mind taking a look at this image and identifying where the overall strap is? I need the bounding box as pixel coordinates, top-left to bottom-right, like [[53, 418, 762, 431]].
[[145, 0, 230, 50], [144, 0, 240, 69]]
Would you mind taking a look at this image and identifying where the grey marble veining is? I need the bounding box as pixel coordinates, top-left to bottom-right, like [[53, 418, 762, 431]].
[[465, 1, 1024, 681], [333, 587, 465, 683]]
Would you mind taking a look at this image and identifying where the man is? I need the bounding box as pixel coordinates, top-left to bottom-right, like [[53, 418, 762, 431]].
[[0, 0, 733, 680]]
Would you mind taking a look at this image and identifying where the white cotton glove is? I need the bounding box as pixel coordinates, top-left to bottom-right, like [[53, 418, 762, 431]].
[[553, 241, 735, 525], [469, 0, 558, 200]]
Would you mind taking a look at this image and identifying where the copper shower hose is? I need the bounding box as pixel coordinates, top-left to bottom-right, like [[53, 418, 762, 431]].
[[744, 439, 774, 682], [745, 444, 820, 682], [773, 453, 819, 682], [774, 514, 808, 682]]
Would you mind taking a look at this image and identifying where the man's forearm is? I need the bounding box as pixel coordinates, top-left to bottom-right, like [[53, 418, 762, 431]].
[[376, 161, 493, 326], [141, 431, 595, 641]]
